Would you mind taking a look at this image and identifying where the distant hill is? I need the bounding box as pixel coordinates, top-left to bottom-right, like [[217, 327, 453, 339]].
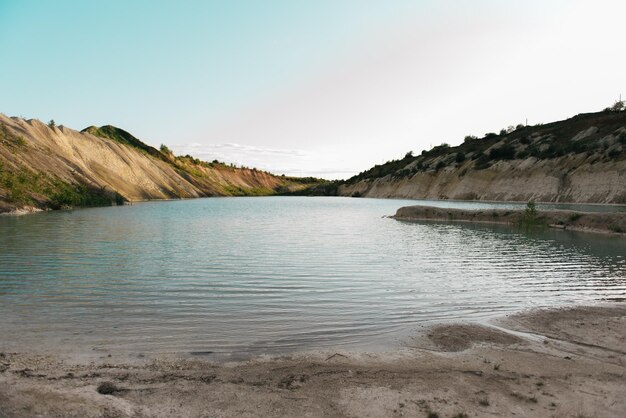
[[334, 109, 626, 204], [0, 115, 323, 213]]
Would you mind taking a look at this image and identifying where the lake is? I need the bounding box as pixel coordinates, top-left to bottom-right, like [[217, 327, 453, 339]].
[[0, 197, 624, 359]]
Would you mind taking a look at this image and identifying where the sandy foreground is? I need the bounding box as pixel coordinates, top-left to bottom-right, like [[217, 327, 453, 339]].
[[0, 305, 624, 418]]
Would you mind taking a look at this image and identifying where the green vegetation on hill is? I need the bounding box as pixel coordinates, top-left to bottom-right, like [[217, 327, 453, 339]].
[[82, 125, 170, 162], [81, 124, 330, 195], [1, 118, 327, 211], [0, 162, 125, 209], [0, 123, 27, 149], [344, 107, 626, 185], [82, 124, 287, 179], [278, 180, 340, 196]]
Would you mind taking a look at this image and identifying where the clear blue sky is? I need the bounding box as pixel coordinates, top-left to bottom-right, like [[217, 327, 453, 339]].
[[1, 1, 624, 178]]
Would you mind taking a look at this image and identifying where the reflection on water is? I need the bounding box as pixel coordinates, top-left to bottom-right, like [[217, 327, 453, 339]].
[[0, 197, 624, 358]]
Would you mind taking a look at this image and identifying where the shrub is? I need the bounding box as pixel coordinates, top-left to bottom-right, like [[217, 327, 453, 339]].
[[464, 135, 478, 143], [608, 149, 621, 158], [541, 144, 566, 158], [48, 119, 56, 128], [499, 126, 515, 135], [474, 155, 491, 170], [610, 100, 625, 112], [455, 151, 466, 163], [435, 161, 446, 170], [97, 381, 119, 395], [489, 144, 516, 160], [569, 213, 582, 222], [525, 200, 537, 218], [392, 168, 412, 179], [518, 200, 546, 231], [160, 144, 172, 154], [528, 145, 541, 158], [520, 136, 531, 145]]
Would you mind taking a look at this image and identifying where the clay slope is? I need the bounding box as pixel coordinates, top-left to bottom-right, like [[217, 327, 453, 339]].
[[0, 114, 317, 213], [339, 110, 626, 204]]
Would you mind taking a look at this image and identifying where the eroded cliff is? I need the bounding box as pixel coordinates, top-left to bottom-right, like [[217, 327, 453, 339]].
[[338, 111, 626, 204], [0, 114, 318, 213]]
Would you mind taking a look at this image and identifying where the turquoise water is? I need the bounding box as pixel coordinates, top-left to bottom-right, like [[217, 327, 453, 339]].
[[0, 197, 624, 359]]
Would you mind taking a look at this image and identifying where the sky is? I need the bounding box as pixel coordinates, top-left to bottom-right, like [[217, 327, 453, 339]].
[[1, 0, 624, 179]]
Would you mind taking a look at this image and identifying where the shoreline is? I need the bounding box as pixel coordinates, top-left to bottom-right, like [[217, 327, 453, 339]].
[[1, 304, 624, 417], [3, 196, 626, 218], [393, 205, 626, 235]]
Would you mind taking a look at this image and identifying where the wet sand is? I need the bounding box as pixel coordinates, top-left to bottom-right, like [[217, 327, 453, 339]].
[[0, 304, 624, 417]]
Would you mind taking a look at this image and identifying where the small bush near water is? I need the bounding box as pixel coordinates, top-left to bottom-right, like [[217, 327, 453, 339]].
[[517, 200, 546, 231], [49, 182, 126, 209]]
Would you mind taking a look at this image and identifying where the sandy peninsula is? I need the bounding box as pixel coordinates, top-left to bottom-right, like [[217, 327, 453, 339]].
[[0, 304, 624, 417], [393, 205, 626, 235]]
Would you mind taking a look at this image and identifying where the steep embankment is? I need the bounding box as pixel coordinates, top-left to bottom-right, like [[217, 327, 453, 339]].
[[0, 114, 319, 213], [338, 110, 626, 204]]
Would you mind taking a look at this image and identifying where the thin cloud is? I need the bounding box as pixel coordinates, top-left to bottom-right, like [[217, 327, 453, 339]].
[[172, 142, 352, 179]]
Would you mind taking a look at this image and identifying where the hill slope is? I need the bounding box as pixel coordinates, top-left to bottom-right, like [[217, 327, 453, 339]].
[[0, 115, 320, 213], [338, 110, 626, 204]]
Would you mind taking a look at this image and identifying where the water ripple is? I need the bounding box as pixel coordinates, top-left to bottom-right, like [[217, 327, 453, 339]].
[[0, 197, 624, 357]]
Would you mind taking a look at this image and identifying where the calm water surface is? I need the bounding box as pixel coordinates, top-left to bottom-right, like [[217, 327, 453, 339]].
[[0, 197, 624, 358]]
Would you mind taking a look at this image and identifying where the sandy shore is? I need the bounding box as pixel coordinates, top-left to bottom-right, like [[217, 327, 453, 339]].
[[0, 304, 624, 417], [393, 205, 626, 235]]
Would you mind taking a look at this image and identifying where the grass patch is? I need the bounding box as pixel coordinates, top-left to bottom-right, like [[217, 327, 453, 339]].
[[0, 123, 28, 149], [0, 163, 125, 209], [222, 185, 274, 197]]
